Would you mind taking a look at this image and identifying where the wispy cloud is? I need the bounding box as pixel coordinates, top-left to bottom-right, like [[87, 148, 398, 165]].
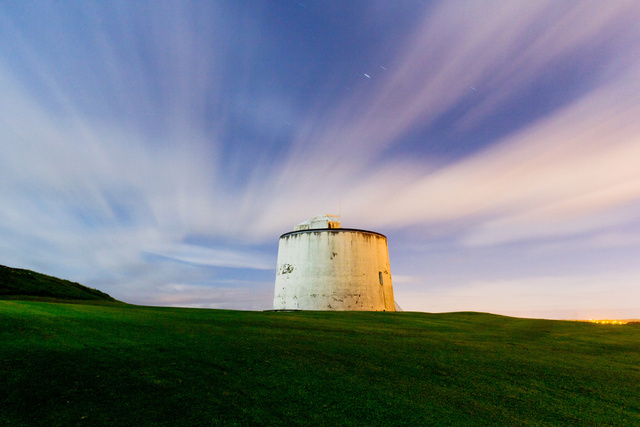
[[245, 1, 640, 246], [150, 243, 273, 270], [1, 2, 639, 315], [386, 72, 640, 245]]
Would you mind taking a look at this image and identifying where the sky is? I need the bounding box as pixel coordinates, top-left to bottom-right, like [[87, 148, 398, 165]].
[[1, 1, 640, 320]]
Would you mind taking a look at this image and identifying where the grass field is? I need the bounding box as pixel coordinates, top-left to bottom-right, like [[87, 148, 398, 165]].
[[1, 301, 639, 426]]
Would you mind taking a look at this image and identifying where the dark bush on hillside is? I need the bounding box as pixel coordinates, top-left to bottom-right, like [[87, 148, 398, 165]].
[[0, 265, 115, 301]]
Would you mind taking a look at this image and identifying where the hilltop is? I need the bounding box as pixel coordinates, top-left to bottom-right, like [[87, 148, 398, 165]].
[[0, 264, 117, 303], [1, 301, 639, 425]]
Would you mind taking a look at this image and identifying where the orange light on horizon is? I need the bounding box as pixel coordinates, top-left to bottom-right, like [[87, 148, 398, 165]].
[[587, 319, 626, 325]]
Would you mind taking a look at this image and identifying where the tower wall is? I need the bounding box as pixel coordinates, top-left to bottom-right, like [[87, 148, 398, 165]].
[[273, 229, 395, 311]]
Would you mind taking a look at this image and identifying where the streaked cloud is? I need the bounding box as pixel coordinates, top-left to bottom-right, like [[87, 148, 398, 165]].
[[225, 1, 640, 243], [151, 244, 273, 270], [1, 1, 639, 318]]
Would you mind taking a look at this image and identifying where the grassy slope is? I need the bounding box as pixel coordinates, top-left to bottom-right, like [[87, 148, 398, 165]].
[[0, 265, 117, 302], [2, 302, 640, 425]]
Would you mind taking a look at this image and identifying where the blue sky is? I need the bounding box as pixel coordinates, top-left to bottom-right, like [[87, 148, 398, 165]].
[[2, 1, 640, 319]]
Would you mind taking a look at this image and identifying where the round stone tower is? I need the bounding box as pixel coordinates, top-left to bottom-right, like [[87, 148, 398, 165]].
[[273, 214, 395, 311]]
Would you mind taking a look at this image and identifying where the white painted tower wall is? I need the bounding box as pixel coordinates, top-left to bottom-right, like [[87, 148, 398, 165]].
[[273, 219, 395, 311]]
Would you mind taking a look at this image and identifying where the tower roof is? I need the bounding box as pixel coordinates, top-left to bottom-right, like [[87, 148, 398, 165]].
[[293, 214, 341, 231]]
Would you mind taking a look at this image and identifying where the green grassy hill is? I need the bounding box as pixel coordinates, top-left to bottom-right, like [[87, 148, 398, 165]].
[[0, 264, 117, 302], [1, 301, 639, 425]]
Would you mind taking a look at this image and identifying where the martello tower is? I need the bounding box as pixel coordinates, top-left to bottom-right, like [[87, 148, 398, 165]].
[[273, 214, 395, 311]]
